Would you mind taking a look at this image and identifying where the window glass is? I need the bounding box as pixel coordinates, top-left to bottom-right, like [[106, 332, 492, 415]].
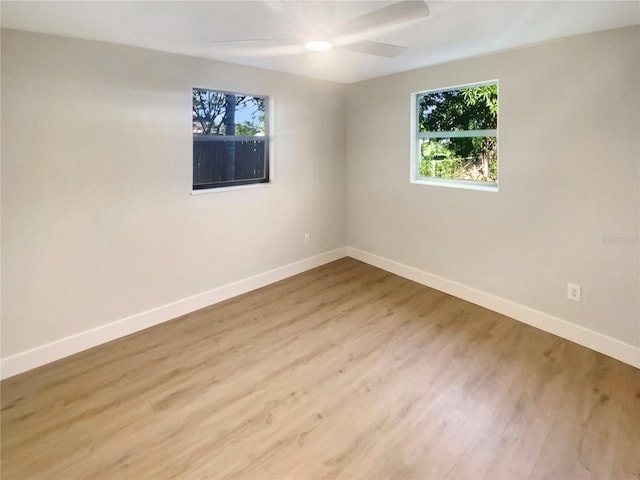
[[414, 82, 498, 187], [193, 89, 269, 190]]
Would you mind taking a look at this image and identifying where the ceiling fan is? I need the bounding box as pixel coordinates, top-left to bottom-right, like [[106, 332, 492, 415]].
[[210, 0, 430, 58]]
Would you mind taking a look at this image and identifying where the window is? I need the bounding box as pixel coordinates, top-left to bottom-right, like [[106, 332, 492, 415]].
[[412, 81, 498, 190], [192, 88, 269, 190]]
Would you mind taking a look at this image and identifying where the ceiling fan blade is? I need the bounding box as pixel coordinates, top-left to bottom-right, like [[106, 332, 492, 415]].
[[331, 1, 429, 40], [209, 38, 304, 57], [210, 38, 295, 46], [297, 1, 336, 32], [340, 40, 407, 58], [207, 2, 427, 59], [262, 0, 287, 16]]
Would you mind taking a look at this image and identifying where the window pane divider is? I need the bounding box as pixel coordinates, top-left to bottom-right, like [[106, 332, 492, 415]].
[[417, 129, 497, 139], [193, 135, 266, 142]]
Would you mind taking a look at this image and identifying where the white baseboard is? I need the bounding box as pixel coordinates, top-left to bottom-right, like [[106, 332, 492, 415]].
[[0, 248, 348, 380], [4, 245, 637, 379], [347, 246, 640, 369]]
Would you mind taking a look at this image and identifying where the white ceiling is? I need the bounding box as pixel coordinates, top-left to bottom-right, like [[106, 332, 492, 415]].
[[2, 1, 639, 84]]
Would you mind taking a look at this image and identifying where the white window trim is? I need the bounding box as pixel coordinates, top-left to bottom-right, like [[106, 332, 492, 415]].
[[191, 87, 274, 194], [191, 181, 273, 195], [410, 80, 499, 192]]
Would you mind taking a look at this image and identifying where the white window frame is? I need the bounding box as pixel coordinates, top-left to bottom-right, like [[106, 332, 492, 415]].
[[191, 87, 273, 194], [410, 80, 499, 192]]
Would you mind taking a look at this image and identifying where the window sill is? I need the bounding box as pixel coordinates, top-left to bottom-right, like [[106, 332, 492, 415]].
[[411, 177, 498, 192], [191, 182, 273, 195]]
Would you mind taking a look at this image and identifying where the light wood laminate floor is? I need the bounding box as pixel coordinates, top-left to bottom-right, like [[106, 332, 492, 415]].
[[2, 258, 639, 479]]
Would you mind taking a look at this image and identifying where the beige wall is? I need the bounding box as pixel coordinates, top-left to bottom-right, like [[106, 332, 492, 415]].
[[2, 25, 639, 365], [1, 29, 347, 357], [347, 26, 640, 346]]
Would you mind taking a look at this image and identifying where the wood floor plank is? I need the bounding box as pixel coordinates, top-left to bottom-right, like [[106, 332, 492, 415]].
[[611, 363, 640, 479], [2, 258, 639, 479]]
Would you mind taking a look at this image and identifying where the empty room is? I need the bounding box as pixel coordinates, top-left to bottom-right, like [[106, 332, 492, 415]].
[[1, 1, 639, 478]]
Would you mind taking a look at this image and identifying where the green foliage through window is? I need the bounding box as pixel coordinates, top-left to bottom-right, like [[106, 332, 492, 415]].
[[416, 82, 498, 184]]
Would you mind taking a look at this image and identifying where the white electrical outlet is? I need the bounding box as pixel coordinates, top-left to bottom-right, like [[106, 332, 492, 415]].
[[304, 233, 310, 245], [567, 283, 581, 302]]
